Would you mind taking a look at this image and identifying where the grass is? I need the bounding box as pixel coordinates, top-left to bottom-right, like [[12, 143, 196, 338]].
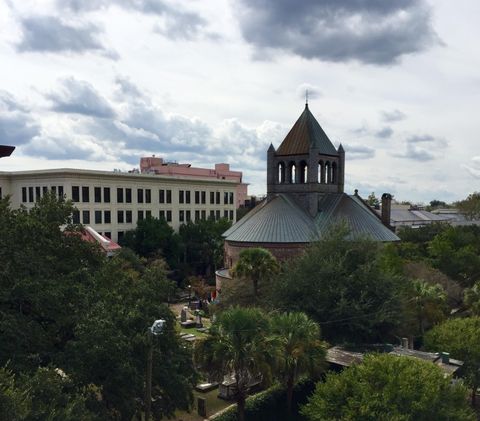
[[174, 387, 233, 421]]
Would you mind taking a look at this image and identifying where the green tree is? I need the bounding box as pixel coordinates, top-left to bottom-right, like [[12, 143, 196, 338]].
[[231, 248, 279, 298], [0, 366, 30, 421], [122, 216, 181, 268], [465, 281, 480, 315], [271, 226, 404, 343], [456, 192, 480, 220], [271, 312, 325, 415], [194, 307, 273, 421], [424, 317, 480, 405], [366, 192, 379, 207], [301, 354, 475, 421]]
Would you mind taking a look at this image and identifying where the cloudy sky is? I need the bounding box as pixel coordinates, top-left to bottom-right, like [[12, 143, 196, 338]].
[[0, 0, 479, 203]]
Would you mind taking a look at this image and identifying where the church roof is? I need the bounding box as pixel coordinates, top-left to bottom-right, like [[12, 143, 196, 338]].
[[224, 193, 400, 243], [276, 105, 339, 156]]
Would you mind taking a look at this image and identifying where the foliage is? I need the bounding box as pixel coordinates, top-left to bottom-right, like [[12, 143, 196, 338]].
[[301, 354, 475, 421], [456, 192, 480, 220], [231, 248, 279, 298], [270, 225, 404, 343], [178, 218, 232, 279], [121, 216, 181, 269], [0, 366, 30, 421], [194, 307, 274, 421], [212, 379, 315, 421], [424, 317, 480, 405], [0, 196, 196, 420], [464, 281, 480, 315], [429, 199, 448, 210], [365, 192, 379, 207], [270, 312, 325, 414]]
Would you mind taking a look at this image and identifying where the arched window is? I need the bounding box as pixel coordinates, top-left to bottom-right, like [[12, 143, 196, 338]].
[[299, 161, 308, 184], [325, 161, 330, 184], [277, 162, 285, 183], [331, 162, 337, 184], [318, 161, 324, 183], [289, 162, 296, 184]]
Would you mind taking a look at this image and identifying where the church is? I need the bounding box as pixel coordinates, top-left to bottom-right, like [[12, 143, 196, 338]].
[[222, 104, 399, 267]]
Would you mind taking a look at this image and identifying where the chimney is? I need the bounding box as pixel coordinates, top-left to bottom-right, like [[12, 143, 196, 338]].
[[381, 193, 392, 228], [401, 337, 409, 349]]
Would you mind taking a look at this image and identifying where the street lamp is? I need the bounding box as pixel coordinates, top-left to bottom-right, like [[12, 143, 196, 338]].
[[145, 319, 165, 421]]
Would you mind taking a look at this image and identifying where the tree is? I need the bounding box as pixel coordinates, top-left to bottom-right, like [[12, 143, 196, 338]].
[[271, 312, 325, 415], [301, 354, 475, 421], [424, 317, 480, 406], [121, 216, 181, 268], [231, 248, 279, 298], [465, 281, 480, 315], [456, 192, 480, 220], [194, 307, 274, 421], [271, 225, 404, 343], [366, 192, 379, 207]]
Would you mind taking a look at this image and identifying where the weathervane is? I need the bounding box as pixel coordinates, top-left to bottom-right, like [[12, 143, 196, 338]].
[[305, 89, 309, 105]]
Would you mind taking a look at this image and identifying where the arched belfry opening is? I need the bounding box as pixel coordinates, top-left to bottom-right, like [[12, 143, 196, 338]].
[[267, 104, 345, 215]]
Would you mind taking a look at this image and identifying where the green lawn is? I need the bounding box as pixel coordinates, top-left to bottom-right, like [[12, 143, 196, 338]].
[[174, 388, 233, 421]]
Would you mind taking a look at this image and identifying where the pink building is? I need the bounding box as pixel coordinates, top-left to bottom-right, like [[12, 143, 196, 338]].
[[140, 156, 248, 208]]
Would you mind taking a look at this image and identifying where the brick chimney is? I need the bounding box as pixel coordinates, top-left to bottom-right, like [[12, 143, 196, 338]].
[[381, 193, 392, 229]]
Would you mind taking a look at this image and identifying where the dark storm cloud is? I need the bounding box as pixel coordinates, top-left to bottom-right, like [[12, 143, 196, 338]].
[[48, 77, 116, 118], [16, 16, 117, 58], [236, 0, 439, 64], [343, 143, 375, 159], [381, 109, 406, 122], [375, 127, 393, 139], [0, 91, 40, 146]]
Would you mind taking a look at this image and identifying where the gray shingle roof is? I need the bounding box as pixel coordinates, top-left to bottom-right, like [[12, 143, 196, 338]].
[[224, 193, 400, 243]]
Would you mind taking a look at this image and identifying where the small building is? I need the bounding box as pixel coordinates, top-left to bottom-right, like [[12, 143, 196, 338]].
[[221, 104, 399, 268]]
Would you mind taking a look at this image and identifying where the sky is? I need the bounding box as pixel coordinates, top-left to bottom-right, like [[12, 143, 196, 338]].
[[0, 0, 479, 204]]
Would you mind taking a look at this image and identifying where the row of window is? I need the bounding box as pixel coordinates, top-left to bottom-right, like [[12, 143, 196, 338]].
[[21, 186, 64, 203], [72, 208, 235, 225]]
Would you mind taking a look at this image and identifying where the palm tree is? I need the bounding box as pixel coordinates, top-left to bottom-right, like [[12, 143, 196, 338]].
[[231, 248, 279, 298], [194, 307, 274, 421], [271, 312, 325, 416]]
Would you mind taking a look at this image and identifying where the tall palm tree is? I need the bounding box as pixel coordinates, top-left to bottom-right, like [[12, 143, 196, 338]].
[[194, 307, 274, 421], [271, 312, 326, 416], [231, 248, 279, 298]]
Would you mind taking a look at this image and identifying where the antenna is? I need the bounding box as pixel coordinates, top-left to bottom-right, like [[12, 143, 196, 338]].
[[305, 89, 309, 106]]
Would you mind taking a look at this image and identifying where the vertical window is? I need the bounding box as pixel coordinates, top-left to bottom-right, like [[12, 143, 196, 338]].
[[82, 210, 90, 224], [159, 189, 165, 203], [82, 186, 89, 203], [179, 190, 184, 204], [186, 191, 191, 204], [145, 189, 151, 203], [195, 210, 200, 221], [159, 210, 165, 220], [28, 187, 34, 202], [224, 210, 228, 218], [94, 187, 101, 203], [95, 210, 102, 224], [104, 187, 110, 203], [72, 210, 80, 224], [216, 210, 221, 220], [210, 191, 214, 204], [201, 210, 206, 220], [35, 187, 41, 201], [104, 210, 111, 224], [166, 210, 172, 222], [137, 189, 144, 203], [51, 186, 57, 196], [126, 188, 132, 203], [42, 186, 48, 195], [146, 210, 151, 218], [118, 231, 124, 242], [186, 210, 191, 222], [104, 232, 111, 239], [195, 191, 200, 204], [138, 210, 144, 221], [224, 192, 229, 205], [216, 191, 220, 205], [201, 191, 206, 204], [117, 210, 124, 223], [117, 188, 124, 203], [0, 187, 2, 200], [166, 189, 172, 204], [22, 187, 27, 202], [229, 210, 234, 220], [229, 192, 234, 205], [209, 210, 215, 220], [58, 186, 64, 199], [179, 210, 185, 222], [126, 210, 132, 223]]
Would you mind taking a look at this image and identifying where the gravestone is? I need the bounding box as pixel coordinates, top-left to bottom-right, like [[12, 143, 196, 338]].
[[195, 310, 203, 328], [180, 306, 188, 323], [197, 397, 207, 417]]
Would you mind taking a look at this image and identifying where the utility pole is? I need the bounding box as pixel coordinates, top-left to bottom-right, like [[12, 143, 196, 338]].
[[145, 319, 165, 421]]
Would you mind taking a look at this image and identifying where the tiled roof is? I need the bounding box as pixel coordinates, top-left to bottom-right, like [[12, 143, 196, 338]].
[[276, 105, 339, 156], [224, 193, 400, 243]]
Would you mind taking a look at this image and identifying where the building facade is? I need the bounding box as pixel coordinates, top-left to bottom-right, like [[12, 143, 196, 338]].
[[0, 168, 240, 242]]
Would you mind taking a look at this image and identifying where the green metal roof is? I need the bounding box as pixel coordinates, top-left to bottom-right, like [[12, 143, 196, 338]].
[[224, 193, 400, 243], [276, 105, 339, 156]]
